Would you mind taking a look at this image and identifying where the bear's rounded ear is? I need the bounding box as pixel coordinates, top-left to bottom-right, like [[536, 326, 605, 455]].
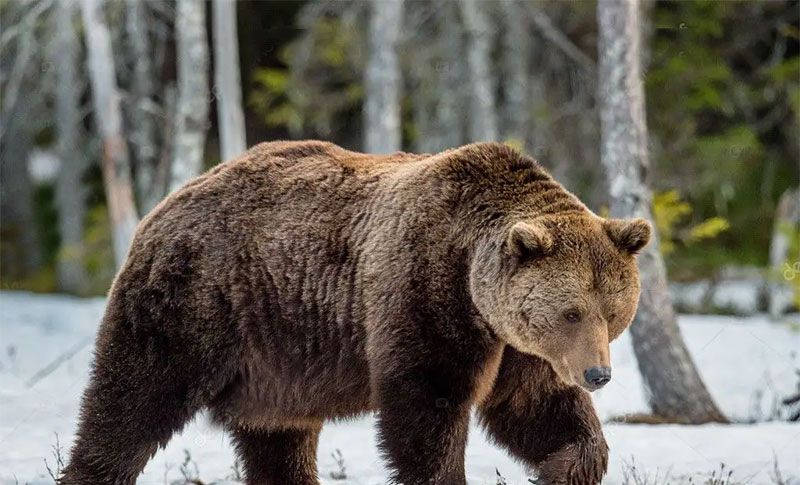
[[604, 218, 651, 255], [506, 221, 553, 259]]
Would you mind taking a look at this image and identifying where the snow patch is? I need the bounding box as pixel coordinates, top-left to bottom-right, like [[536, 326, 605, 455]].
[[0, 292, 798, 484]]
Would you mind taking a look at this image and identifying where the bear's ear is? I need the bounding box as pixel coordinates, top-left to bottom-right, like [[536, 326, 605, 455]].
[[604, 218, 651, 255], [506, 221, 553, 259]]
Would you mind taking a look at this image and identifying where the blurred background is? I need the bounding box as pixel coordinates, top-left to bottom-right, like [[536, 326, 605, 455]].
[[1, 1, 799, 483], [1, 0, 797, 305]]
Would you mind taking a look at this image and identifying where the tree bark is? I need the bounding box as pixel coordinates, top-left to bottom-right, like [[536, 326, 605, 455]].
[[169, 0, 210, 192], [406, 3, 439, 154], [363, 0, 403, 154], [125, 0, 160, 214], [418, 1, 464, 153], [436, 3, 466, 152], [53, 0, 89, 293], [0, 1, 47, 280], [461, 0, 498, 142], [0, 106, 41, 281], [212, 0, 247, 161], [597, 0, 726, 424], [500, 0, 529, 146], [80, 0, 139, 268]]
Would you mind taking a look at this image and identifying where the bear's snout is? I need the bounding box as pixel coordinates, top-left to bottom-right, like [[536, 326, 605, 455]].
[[583, 366, 612, 390]]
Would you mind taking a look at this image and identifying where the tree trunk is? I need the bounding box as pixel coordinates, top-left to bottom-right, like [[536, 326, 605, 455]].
[[80, 0, 139, 268], [500, 0, 530, 146], [125, 0, 160, 214], [0, 0, 48, 280], [597, 0, 726, 424], [407, 4, 438, 154], [410, 70, 434, 154], [53, 0, 89, 293], [461, 0, 498, 142], [436, 4, 466, 152], [0, 107, 41, 281], [419, 1, 464, 153], [170, 0, 210, 192], [363, 0, 403, 154], [212, 0, 247, 161]]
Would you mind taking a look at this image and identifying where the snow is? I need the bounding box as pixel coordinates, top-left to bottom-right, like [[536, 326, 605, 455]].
[[0, 291, 798, 485]]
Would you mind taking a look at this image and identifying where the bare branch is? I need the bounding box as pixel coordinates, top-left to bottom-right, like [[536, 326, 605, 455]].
[[525, 5, 596, 78]]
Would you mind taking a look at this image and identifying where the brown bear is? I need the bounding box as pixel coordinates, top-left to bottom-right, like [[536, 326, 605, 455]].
[[61, 140, 650, 485]]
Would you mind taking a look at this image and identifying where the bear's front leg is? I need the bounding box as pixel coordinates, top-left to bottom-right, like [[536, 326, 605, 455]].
[[372, 359, 474, 485], [477, 348, 608, 485]]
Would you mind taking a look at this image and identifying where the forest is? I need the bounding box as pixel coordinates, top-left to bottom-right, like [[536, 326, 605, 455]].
[[1, 0, 799, 484], [1, 0, 797, 300]]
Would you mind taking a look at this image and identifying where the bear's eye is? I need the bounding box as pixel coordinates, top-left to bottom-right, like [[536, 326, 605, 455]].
[[563, 310, 582, 324]]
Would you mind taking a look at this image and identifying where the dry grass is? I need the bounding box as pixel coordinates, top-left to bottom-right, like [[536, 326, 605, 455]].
[[35, 434, 799, 485], [619, 458, 797, 485], [329, 448, 348, 480]]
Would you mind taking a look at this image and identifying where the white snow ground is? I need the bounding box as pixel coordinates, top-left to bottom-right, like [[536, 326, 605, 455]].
[[0, 291, 798, 485]]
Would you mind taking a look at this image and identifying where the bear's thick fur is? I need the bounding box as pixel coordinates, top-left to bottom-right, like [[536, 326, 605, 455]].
[[62, 141, 649, 485]]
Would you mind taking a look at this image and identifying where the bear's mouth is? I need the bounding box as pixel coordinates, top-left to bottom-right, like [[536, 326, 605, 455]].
[[580, 381, 604, 392], [553, 357, 606, 392]]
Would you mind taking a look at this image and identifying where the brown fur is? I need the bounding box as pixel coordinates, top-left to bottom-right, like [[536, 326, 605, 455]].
[[61, 141, 649, 485]]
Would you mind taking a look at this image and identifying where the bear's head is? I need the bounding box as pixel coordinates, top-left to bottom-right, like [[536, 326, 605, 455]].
[[470, 213, 651, 392]]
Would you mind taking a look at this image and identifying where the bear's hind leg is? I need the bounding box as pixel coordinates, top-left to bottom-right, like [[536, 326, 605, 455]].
[[60, 343, 206, 484], [230, 424, 322, 485], [61, 286, 241, 483]]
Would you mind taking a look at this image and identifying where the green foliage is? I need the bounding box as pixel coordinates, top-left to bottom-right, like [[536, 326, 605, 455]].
[[83, 205, 115, 295], [652, 190, 729, 256], [2, 183, 62, 294], [687, 217, 731, 243], [502, 138, 525, 153], [249, 68, 303, 133], [34, 184, 59, 268], [646, 1, 799, 277], [766, 46, 800, 123], [248, 16, 365, 139]]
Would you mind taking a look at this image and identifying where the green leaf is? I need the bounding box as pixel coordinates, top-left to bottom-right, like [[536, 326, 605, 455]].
[[687, 217, 730, 242]]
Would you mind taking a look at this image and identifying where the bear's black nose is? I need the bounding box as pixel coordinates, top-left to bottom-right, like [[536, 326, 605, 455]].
[[584, 366, 611, 388]]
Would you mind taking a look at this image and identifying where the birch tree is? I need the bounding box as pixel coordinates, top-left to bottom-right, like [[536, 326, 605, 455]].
[[597, 0, 725, 423], [461, 0, 498, 142], [363, 0, 403, 154], [408, 1, 465, 153], [170, 0, 210, 192], [500, 0, 530, 146], [433, 1, 466, 152], [125, 0, 160, 213], [80, 0, 139, 268], [53, 0, 89, 293], [212, 0, 247, 161]]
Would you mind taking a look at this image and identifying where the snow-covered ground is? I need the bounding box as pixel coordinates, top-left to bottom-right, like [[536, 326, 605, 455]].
[[0, 291, 798, 484]]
